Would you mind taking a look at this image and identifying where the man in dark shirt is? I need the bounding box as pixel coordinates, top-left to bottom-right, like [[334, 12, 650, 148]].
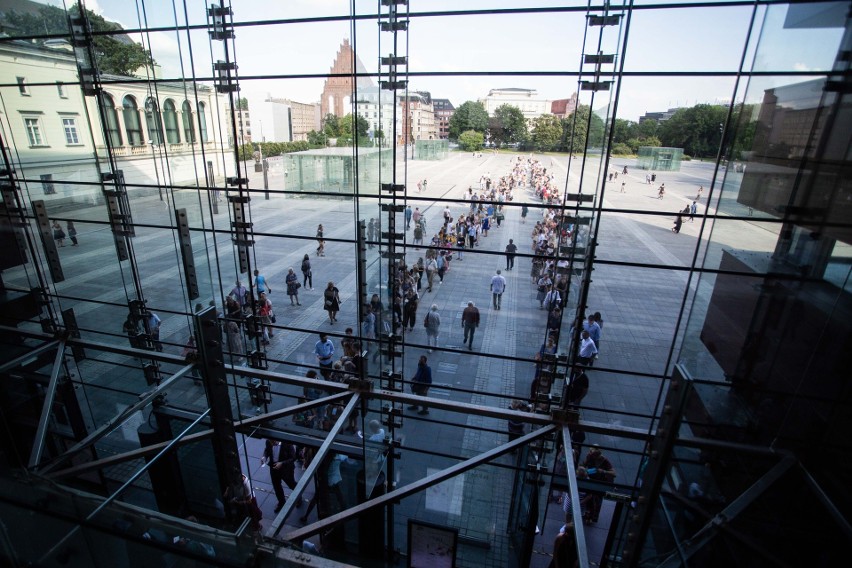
[[505, 239, 518, 270], [408, 355, 433, 415], [567, 367, 589, 408], [461, 302, 480, 350]]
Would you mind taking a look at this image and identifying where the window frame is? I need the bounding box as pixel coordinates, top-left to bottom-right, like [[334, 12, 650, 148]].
[[23, 116, 45, 146], [62, 117, 80, 145]]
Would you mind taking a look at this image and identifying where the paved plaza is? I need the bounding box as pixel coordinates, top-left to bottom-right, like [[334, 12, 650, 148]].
[[19, 148, 768, 564]]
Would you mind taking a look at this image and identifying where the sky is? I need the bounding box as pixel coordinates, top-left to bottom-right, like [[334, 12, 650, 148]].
[[46, 0, 846, 122]]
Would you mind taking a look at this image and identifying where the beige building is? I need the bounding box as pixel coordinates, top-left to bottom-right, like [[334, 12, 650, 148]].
[[479, 87, 551, 120], [0, 40, 232, 205], [400, 91, 438, 144], [0, 41, 100, 199], [267, 98, 320, 142]]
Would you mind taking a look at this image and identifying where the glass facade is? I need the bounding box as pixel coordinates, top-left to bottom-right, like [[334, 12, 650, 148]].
[[0, 2, 849, 567]]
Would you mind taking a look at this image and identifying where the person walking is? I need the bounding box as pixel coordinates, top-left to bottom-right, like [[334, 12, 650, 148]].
[[301, 254, 313, 289], [229, 280, 248, 308], [620, 181, 626, 193], [408, 355, 432, 415], [254, 269, 271, 295], [367, 218, 377, 249], [462, 301, 480, 351], [658, 184, 665, 199], [323, 282, 341, 323], [425, 256, 437, 292], [689, 201, 697, 222], [424, 304, 441, 352], [672, 214, 683, 234], [66, 221, 78, 246], [402, 288, 419, 332], [263, 440, 301, 513], [490, 269, 507, 310], [286, 268, 301, 305], [314, 333, 335, 379], [521, 204, 529, 224], [405, 205, 413, 229], [52, 221, 65, 247], [505, 239, 518, 270], [316, 224, 325, 256], [257, 292, 274, 344]]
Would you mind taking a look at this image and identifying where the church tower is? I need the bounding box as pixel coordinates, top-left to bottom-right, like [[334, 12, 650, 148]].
[[320, 38, 373, 118]]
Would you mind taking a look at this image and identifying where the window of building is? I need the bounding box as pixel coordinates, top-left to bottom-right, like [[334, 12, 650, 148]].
[[182, 100, 196, 143], [17, 77, 29, 95], [197, 102, 209, 143], [101, 93, 123, 147], [24, 117, 44, 146], [40, 174, 56, 195], [62, 117, 80, 144], [56, 82, 67, 98], [163, 99, 180, 144], [145, 97, 164, 145], [122, 95, 144, 146]]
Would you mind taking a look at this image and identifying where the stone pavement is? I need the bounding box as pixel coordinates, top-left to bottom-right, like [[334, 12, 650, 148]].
[[18, 148, 768, 565]]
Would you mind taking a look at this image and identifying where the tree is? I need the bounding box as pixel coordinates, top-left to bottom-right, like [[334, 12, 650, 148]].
[[612, 118, 633, 145], [336, 113, 370, 146], [458, 130, 484, 152], [490, 104, 528, 147], [4, 5, 154, 76], [531, 114, 562, 151], [238, 98, 250, 111], [448, 101, 488, 140], [323, 114, 341, 137], [307, 130, 328, 147], [560, 105, 605, 153], [658, 104, 728, 158]]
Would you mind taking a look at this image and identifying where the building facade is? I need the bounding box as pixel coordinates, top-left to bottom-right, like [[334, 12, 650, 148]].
[[320, 38, 373, 119], [480, 87, 551, 120], [432, 98, 455, 139]]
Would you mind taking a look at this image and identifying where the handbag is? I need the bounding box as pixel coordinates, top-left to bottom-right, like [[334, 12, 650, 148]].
[[270, 313, 277, 323]]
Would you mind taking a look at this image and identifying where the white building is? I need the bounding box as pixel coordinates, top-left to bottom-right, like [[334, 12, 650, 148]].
[[355, 87, 401, 146], [0, 40, 232, 206], [248, 97, 292, 142], [479, 88, 551, 121]]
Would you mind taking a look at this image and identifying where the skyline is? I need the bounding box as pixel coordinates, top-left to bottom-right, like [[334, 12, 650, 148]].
[[31, 0, 845, 122]]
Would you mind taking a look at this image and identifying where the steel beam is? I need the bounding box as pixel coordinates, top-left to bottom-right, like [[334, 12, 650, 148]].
[[37, 363, 196, 474], [0, 339, 61, 373], [47, 391, 354, 480], [28, 339, 67, 468], [283, 425, 558, 542], [658, 454, 796, 568], [38, 409, 211, 566], [562, 426, 590, 568], [268, 393, 359, 538]]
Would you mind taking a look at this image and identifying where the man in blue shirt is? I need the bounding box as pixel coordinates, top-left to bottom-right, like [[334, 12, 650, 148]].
[[404, 205, 412, 230], [408, 355, 432, 415], [229, 280, 248, 308], [583, 315, 601, 350], [145, 312, 163, 352], [314, 333, 335, 379], [254, 270, 270, 295], [490, 269, 506, 310], [578, 331, 598, 366]]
